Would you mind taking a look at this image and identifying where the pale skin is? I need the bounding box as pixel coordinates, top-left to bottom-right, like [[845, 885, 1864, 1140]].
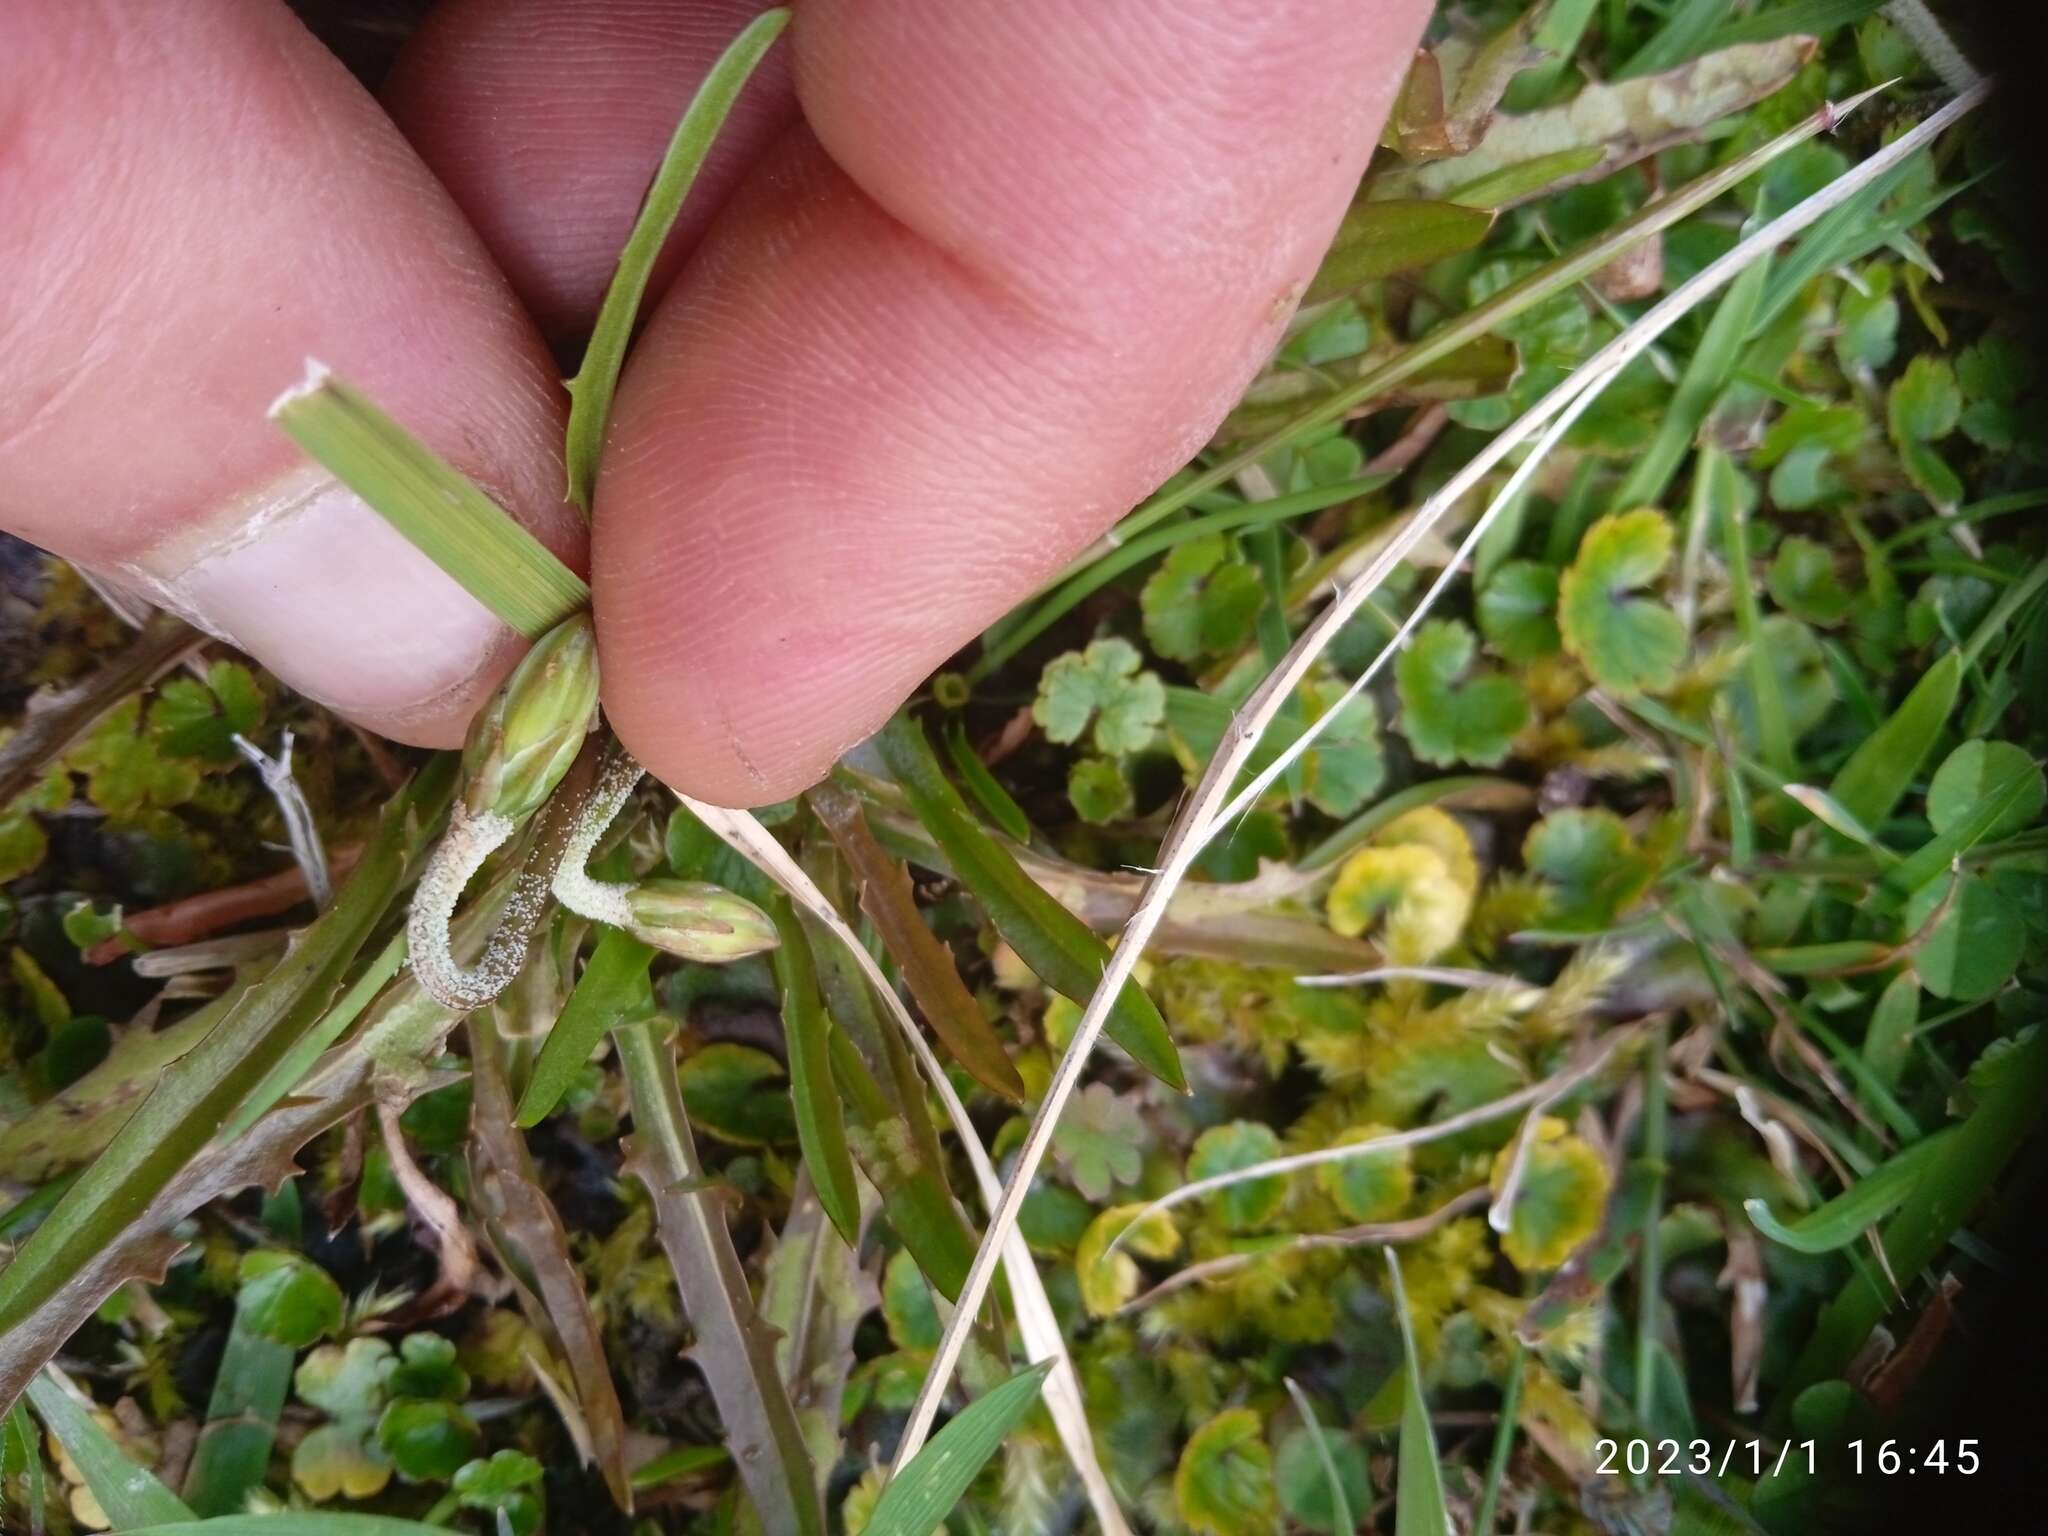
[[0, 0, 1432, 808]]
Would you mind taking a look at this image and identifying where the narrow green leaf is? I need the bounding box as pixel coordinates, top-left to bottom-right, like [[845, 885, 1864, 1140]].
[[1614, 0, 1735, 79], [1720, 452, 1795, 774], [943, 718, 1033, 843], [1744, 1128, 1956, 1253], [564, 8, 791, 509], [26, 1373, 193, 1529], [1384, 1250, 1450, 1536], [765, 895, 862, 1243], [7, 1399, 45, 1530], [1703, 0, 1884, 48], [1862, 971, 1919, 1094], [616, 1016, 823, 1536], [1307, 200, 1495, 301], [0, 757, 456, 1338], [876, 716, 1185, 1091], [1826, 651, 1960, 831], [1446, 146, 1607, 208], [863, 1362, 1052, 1536], [515, 928, 656, 1127], [270, 369, 587, 637], [808, 781, 1026, 1103], [1282, 1378, 1356, 1536], [1776, 1028, 2048, 1413]]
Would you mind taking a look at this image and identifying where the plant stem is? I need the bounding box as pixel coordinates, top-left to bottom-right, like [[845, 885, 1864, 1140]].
[[1633, 1020, 1669, 1436], [1472, 1339, 1526, 1535]]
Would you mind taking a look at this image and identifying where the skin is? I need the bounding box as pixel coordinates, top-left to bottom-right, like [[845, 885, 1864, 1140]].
[[0, 0, 1431, 807]]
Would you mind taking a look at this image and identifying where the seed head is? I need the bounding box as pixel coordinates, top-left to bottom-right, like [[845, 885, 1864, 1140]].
[[461, 613, 600, 823]]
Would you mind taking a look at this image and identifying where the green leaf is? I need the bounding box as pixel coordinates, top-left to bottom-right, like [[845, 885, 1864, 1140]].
[[1888, 354, 1961, 442], [270, 371, 587, 638], [861, 1362, 1052, 1536], [767, 896, 861, 1244], [1445, 145, 1607, 208], [1906, 872, 2025, 1001], [1745, 1128, 1956, 1252], [1385, 1250, 1450, 1536], [1066, 756, 1134, 824], [453, 1451, 543, 1536], [563, 8, 791, 509], [1887, 738, 2047, 895], [877, 716, 1183, 1090], [1307, 199, 1495, 301], [127, 1520, 451, 1536], [0, 759, 456, 1338], [1834, 265, 1899, 370], [1277, 1399, 1364, 1536], [1186, 1121, 1287, 1232], [295, 1339, 392, 1423], [881, 1248, 943, 1353], [1032, 639, 1165, 756], [1524, 808, 1656, 930], [1825, 651, 1960, 832], [1766, 536, 1852, 627], [680, 1042, 798, 1147], [1396, 619, 1530, 768], [1475, 559, 1561, 661], [1862, 971, 1919, 1093], [942, 718, 1033, 843], [376, 1399, 480, 1483], [236, 1250, 343, 1348], [1174, 1408, 1275, 1536], [27, 1372, 194, 1529], [1489, 1118, 1611, 1271], [1559, 509, 1687, 694], [516, 928, 655, 1126], [1318, 1126, 1414, 1223], [1140, 534, 1265, 662], [1051, 1082, 1145, 1202], [1725, 616, 1837, 755]]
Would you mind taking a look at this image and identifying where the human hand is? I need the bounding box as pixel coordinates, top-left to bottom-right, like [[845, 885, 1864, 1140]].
[[1, 0, 1428, 805]]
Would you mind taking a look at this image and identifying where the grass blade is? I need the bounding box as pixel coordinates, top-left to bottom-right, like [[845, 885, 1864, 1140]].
[[515, 927, 655, 1126], [270, 367, 587, 637], [615, 1015, 824, 1536], [1283, 1377, 1355, 1536], [875, 716, 1183, 1091], [1825, 650, 1960, 832], [943, 718, 1034, 843], [1385, 1249, 1450, 1536], [808, 781, 1026, 1103], [1744, 1127, 1957, 1253], [125, 1519, 449, 1536], [563, 8, 790, 509], [766, 895, 863, 1243], [865, 1362, 1052, 1536], [181, 1299, 294, 1514], [0, 756, 456, 1348], [26, 1371, 193, 1528]]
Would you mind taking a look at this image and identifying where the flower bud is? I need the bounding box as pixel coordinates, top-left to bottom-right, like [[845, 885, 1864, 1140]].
[[460, 614, 600, 822], [623, 880, 779, 962]]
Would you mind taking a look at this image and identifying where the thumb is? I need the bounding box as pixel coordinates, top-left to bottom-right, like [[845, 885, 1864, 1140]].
[[0, 1, 581, 747]]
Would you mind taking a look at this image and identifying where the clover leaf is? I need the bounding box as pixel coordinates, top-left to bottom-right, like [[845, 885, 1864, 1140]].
[[377, 1398, 481, 1482], [1396, 618, 1530, 767], [237, 1250, 343, 1348], [1033, 638, 1166, 755], [1326, 807, 1478, 964], [1317, 1125, 1414, 1223], [453, 1451, 545, 1536], [1476, 559, 1561, 661], [1052, 1081, 1146, 1201], [1955, 331, 2035, 453], [1558, 509, 1686, 694], [152, 660, 266, 764], [1141, 534, 1264, 663], [1075, 1204, 1180, 1317]]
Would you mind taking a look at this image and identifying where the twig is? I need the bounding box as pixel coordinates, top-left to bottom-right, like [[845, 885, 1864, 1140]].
[[0, 611, 201, 806], [232, 730, 333, 908], [1120, 1185, 1489, 1312], [83, 847, 363, 964]]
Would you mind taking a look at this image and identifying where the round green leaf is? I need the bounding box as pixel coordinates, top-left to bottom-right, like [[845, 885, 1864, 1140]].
[[1187, 1121, 1287, 1232], [882, 1248, 942, 1353], [1558, 509, 1686, 695], [1317, 1126, 1414, 1224], [1476, 560, 1561, 661], [1174, 1408, 1275, 1536], [1927, 740, 2046, 840], [678, 1041, 798, 1146], [1396, 619, 1531, 768], [237, 1251, 343, 1347], [376, 1398, 481, 1483], [1907, 872, 2025, 1002]]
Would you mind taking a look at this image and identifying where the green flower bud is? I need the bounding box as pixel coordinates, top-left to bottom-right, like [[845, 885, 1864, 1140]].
[[623, 880, 778, 962], [461, 614, 600, 822]]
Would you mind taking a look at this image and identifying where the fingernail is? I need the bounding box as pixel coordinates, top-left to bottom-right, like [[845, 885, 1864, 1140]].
[[128, 467, 515, 728]]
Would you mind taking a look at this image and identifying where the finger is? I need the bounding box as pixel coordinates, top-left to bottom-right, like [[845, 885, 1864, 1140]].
[[0, 1, 580, 746], [594, 0, 1432, 805], [382, 0, 799, 347]]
